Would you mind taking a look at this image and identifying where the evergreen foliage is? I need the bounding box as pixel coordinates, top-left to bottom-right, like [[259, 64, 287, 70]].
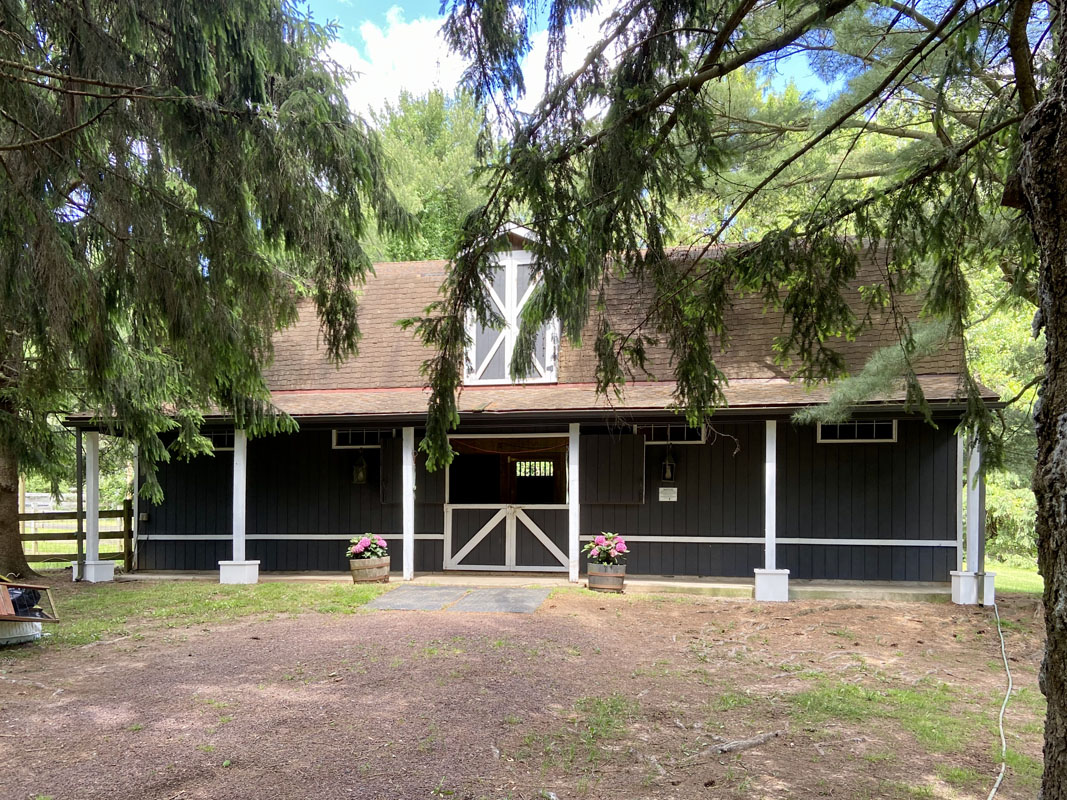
[[413, 0, 1045, 470], [0, 0, 411, 575]]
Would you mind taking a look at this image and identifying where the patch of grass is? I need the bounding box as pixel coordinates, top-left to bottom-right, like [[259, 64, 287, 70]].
[[935, 764, 982, 787], [519, 694, 637, 771], [1004, 747, 1042, 786], [196, 743, 216, 753], [987, 563, 1043, 595], [1013, 687, 1047, 715], [13, 581, 387, 650], [712, 691, 753, 711], [790, 680, 969, 752], [863, 751, 895, 764], [127, 723, 144, 732], [827, 628, 857, 639]]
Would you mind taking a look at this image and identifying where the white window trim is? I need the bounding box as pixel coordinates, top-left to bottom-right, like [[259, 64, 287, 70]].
[[464, 249, 560, 386], [331, 429, 382, 450], [637, 423, 707, 445], [208, 431, 234, 452], [816, 420, 898, 444]]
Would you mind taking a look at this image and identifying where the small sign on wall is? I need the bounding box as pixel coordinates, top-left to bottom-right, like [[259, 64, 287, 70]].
[[658, 486, 678, 502]]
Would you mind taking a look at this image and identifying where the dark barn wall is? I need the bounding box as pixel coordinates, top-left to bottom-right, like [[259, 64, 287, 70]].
[[776, 419, 958, 580], [138, 417, 960, 581], [580, 423, 766, 577], [138, 428, 444, 571]]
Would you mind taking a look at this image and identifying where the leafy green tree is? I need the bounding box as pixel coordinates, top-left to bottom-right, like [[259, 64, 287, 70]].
[[369, 90, 486, 261], [0, 0, 409, 576], [412, 0, 1065, 791]]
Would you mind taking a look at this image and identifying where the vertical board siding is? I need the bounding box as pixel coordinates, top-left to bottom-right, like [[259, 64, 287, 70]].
[[581, 423, 764, 577], [579, 435, 645, 504], [776, 420, 957, 580], [141, 428, 445, 571], [141, 419, 958, 581]]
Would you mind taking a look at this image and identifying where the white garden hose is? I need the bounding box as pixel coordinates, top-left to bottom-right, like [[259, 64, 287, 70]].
[[986, 602, 1012, 800]]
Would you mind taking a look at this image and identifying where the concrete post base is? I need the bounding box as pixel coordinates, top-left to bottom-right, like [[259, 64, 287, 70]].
[[219, 560, 260, 585], [950, 570, 996, 605], [72, 560, 115, 583], [754, 568, 790, 602]]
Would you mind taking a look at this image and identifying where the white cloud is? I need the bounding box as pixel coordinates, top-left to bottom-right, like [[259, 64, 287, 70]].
[[327, 7, 466, 117], [328, 3, 615, 121], [517, 6, 614, 116]]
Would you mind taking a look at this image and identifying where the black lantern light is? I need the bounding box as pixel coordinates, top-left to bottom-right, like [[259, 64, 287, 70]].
[[352, 450, 368, 485], [661, 444, 676, 483]]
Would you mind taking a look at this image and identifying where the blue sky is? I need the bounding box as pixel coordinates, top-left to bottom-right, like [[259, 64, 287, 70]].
[[305, 1, 831, 115]]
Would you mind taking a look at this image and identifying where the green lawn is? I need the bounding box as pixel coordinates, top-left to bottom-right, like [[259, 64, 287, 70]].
[[991, 563, 1044, 595], [19, 580, 388, 649]]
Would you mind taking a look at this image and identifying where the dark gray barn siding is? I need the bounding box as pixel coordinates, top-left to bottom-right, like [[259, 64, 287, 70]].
[[139, 417, 959, 581], [580, 423, 765, 577], [139, 428, 444, 571], [776, 420, 957, 580]]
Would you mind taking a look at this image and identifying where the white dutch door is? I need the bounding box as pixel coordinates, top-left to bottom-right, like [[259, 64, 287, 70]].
[[444, 436, 570, 572]]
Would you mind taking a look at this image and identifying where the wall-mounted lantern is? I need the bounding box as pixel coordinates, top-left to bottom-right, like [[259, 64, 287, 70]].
[[661, 445, 676, 483], [352, 450, 369, 485]]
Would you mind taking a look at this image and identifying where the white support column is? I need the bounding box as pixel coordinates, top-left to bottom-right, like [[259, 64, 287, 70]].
[[220, 429, 259, 584], [402, 426, 415, 581], [755, 420, 788, 601], [568, 423, 580, 583], [955, 433, 964, 571], [76, 431, 114, 582], [952, 439, 994, 605]]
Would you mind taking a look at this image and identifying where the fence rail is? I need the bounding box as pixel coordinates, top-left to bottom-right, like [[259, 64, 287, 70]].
[[19, 499, 133, 572]]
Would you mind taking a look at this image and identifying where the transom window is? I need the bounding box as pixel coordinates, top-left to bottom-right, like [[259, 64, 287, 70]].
[[332, 429, 384, 449], [465, 250, 559, 385], [817, 420, 897, 443], [207, 430, 234, 451], [635, 423, 707, 445]]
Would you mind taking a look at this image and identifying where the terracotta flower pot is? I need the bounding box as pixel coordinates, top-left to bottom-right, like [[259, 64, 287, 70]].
[[349, 555, 390, 583], [587, 562, 626, 593]]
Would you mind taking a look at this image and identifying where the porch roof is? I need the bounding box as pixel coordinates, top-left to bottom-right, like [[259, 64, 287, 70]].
[[256, 374, 989, 420]]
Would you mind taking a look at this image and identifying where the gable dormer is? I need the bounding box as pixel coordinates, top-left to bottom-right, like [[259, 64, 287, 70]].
[[465, 245, 559, 385]]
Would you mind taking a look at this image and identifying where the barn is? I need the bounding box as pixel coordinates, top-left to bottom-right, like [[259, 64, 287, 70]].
[[69, 238, 999, 603]]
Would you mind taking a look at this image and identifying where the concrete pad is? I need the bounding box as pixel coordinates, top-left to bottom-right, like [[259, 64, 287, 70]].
[[366, 586, 470, 611], [446, 588, 551, 614]]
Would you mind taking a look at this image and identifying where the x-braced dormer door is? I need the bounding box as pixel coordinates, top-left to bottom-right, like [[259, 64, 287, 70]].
[[466, 250, 559, 384]]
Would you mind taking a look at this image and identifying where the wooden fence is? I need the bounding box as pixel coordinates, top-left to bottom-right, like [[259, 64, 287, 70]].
[[19, 499, 134, 572]]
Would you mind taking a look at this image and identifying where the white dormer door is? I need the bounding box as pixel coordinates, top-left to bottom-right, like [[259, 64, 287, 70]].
[[466, 250, 559, 385]]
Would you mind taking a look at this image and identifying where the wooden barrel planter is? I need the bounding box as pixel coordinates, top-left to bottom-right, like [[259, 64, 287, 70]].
[[349, 556, 390, 584], [587, 563, 626, 593]]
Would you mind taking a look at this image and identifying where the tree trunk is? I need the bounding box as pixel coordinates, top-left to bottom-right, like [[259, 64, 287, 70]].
[[1019, 59, 1067, 799], [0, 441, 32, 578]]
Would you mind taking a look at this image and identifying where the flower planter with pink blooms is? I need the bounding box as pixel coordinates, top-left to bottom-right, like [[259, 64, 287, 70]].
[[346, 534, 390, 583], [583, 532, 628, 593]]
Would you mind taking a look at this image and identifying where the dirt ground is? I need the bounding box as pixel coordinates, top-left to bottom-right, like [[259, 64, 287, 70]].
[[0, 582, 1047, 800]]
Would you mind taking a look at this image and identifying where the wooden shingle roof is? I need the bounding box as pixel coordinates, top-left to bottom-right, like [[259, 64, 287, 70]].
[[260, 247, 981, 418]]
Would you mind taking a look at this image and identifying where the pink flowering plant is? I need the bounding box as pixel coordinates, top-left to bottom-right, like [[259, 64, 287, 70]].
[[582, 532, 628, 565], [346, 534, 388, 560]]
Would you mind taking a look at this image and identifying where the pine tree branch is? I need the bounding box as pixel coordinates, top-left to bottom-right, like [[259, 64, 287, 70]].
[[0, 101, 118, 152], [548, 0, 859, 165], [1008, 0, 1038, 112]]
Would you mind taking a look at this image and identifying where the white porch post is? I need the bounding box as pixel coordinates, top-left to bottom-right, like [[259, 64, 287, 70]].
[[402, 426, 415, 580], [220, 429, 259, 584], [952, 438, 994, 604], [754, 420, 789, 601], [76, 431, 114, 582], [568, 422, 580, 583], [955, 433, 964, 571]]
